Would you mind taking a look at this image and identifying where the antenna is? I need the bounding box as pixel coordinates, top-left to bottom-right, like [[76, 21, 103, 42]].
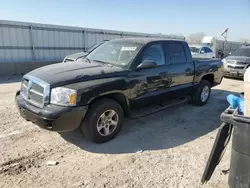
[[217, 28, 229, 56]]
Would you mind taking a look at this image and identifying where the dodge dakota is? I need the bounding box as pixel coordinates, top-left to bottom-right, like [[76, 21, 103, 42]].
[[16, 38, 223, 143]]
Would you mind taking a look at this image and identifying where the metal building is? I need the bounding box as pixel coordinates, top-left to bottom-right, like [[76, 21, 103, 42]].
[[0, 20, 185, 63]]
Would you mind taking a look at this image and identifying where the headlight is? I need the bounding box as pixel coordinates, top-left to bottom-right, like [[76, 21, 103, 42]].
[[222, 58, 227, 64], [50, 87, 77, 106]]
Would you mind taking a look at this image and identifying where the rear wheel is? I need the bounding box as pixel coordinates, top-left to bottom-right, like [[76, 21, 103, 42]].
[[80, 98, 124, 143], [191, 80, 211, 106]]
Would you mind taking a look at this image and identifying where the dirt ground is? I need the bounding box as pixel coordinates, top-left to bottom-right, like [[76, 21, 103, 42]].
[[0, 77, 244, 188]]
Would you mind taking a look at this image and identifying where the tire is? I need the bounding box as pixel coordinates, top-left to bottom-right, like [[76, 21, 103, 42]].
[[191, 80, 211, 106], [80, 98, 124, 143]]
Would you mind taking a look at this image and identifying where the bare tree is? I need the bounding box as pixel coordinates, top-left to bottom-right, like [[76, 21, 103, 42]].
[[186, 32, 206, 45]]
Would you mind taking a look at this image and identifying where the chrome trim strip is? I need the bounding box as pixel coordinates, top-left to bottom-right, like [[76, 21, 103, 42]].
[[29, 89, 44, 96], [22, 83, 28, 89]]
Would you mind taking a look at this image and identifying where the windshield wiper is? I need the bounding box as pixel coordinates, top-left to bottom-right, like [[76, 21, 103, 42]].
[[92, 59, 113, 67], [85, 57, 91, 64]]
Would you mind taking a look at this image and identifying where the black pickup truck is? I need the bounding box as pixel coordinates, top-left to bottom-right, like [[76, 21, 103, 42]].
[[16, 38, 223, 143]]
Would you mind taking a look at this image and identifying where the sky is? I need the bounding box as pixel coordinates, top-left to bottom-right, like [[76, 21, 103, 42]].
[[1, 0, 250, 40]]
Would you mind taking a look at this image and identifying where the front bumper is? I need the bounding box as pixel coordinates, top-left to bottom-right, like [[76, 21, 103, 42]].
[[223, 70, 245, 78], [15, 91, 88, 132], [223, 64, 247, 78]]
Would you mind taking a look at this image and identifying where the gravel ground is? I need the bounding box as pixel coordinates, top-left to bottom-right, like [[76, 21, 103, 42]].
[[0, 77, 244, 188]]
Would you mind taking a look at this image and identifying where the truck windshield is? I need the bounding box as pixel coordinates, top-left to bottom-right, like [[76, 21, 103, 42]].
[[86, 40, 143, 67], [232, 47, 250, 57], [190, 47, 200, 53]]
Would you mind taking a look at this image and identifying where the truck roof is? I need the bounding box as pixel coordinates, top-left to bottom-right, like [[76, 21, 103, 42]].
[[111, 37, 185, 44]]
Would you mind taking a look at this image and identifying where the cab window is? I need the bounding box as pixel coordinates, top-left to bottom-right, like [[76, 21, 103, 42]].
[[142, 43, 165, 66], [168, 43, 187, 64], [205, 47, 212, 53]]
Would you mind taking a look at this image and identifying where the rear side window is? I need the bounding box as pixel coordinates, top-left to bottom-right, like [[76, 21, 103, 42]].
[[205, 47, 212, 53], [168, 43, 187, 64]]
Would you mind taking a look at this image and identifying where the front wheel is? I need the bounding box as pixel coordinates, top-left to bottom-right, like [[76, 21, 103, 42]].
[[80, 98, 124, 143], [191, 80, 211, 106]]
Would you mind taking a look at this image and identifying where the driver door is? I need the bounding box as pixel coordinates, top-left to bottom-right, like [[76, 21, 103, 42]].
[[130, 41, 170, 107]]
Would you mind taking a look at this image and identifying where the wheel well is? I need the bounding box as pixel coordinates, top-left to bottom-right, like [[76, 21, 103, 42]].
[[89, 93, 129, 115], [202, 74, 214, 85]]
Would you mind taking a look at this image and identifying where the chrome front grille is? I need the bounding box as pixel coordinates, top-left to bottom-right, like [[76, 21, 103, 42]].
[[21, 79, 29, 97], [22, 79, 29, 88], [29, 92, 44, 104], [236, 62, 247, 66], [20, 75, 50, 108], [228, 65, 244, 69], [227, 60, 237, 64], [226, 60, 248, 71], [31, 82, 44, 94]]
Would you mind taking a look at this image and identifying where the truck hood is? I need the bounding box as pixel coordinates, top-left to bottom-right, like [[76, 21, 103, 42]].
[[27, 60, 125, 87], [226, 56, 250, 63]]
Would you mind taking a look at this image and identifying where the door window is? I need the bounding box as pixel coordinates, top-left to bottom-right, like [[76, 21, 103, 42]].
[[168, 43, 187, 64], [200, 47, 206, 53], [142, 44, 165, 66], [205, 47, 213, 53]]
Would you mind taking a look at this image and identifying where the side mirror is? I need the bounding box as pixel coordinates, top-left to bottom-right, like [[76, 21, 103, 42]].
[[137, 60, 157, 69], [200, 50, 205, 54]]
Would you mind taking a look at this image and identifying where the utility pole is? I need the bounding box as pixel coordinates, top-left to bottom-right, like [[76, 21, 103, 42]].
[[219, 28, 229, 54]]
